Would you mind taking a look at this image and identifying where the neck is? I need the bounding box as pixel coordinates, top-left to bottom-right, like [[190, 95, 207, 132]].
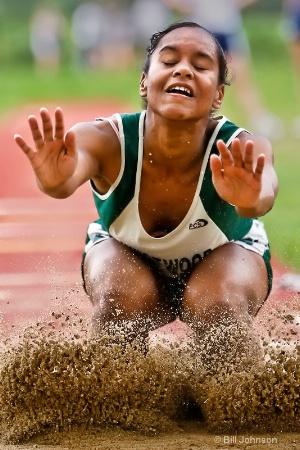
[[143, 111, 211, 169]]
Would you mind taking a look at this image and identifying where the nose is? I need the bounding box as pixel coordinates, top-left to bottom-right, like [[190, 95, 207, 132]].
[[173, 63, 194, 79]]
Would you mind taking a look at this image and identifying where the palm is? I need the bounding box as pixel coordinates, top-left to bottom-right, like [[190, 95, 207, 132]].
[[210, 139, 265, 209], [14, 107, 77, 191]]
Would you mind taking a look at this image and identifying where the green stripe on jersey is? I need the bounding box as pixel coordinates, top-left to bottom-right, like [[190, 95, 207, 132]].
[[201, 120, 253, 240], [92, 112, 141, 231]]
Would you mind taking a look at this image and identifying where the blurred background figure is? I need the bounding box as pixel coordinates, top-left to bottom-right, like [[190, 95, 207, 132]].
[[130, 0, 173, 58], [71, 1, 134, 70], [280, 0, 300, 137], [71, 1, 109, 70], [99, 0, 135, 69], [168, 0, 285, 140], [30, 3, 66, 74]]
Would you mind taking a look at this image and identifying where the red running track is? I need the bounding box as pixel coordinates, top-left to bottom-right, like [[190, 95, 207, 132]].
[[0, 101, 125, 330]]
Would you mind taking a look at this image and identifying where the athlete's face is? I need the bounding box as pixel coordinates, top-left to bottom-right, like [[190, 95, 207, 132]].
[[140, 27, 224, 121]]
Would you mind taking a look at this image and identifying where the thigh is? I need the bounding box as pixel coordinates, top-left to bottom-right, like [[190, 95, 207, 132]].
[[83, 238, 176, 324], [182, 243, 269, 323], [83, 238, 156, 299]]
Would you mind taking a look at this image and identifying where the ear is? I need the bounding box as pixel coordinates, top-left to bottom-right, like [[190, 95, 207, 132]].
[[212, 85, 225, 110], [139, 72, 148, 98]]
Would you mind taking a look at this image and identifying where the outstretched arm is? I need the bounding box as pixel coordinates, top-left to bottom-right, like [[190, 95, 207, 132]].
[[210, 135, 278, 218], [14, 107, 106, 199]]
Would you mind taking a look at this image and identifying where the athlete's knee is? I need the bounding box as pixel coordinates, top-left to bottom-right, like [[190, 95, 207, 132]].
[[182, 276, 250, 325], [87, 265, 158, 307], [85, 259, 160, 323], [84, 240, 153, 298]]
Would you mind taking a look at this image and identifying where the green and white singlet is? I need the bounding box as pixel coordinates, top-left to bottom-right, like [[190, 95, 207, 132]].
[[84, 111, 272, 285]]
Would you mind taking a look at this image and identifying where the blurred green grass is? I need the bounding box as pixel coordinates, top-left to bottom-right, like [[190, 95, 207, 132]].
[[1, 10, 299, 271], [0, 66, 141, 115], [229, 13, 300, 272]]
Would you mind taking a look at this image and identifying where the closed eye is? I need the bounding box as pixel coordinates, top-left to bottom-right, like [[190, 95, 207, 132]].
[[194, 65, 208, 71], [163, 61, 207, 71], [163, 61, 177, 66]]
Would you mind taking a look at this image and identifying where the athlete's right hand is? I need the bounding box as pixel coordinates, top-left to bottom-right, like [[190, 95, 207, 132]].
[[14, 107, 77, 196]]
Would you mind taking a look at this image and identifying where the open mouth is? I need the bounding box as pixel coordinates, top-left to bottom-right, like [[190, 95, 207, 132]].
[[166, 86, 193, 97]]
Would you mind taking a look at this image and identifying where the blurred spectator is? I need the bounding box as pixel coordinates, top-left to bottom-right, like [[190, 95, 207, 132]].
[[30, 3, 66, 73], [168, 0, 285, 140], [71, 1, 109, 70], [71, 1, 134, 70], [280, 0, 300, 137], [130, 0, 173, 55], [100, 1, 135, 69]]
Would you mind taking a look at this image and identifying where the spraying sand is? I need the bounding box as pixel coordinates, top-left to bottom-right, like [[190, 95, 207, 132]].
[[0, 291, 299, 450]]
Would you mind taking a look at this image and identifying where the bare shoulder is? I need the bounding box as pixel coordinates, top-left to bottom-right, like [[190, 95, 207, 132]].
[[238, 130, 271, 144], [69, 117, 120, 154], [67, 117, 121, 182], [238, 131, 274, 158]]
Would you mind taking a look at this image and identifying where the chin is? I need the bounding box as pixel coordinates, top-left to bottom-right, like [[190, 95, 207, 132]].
[[159, 105, 195, 121]]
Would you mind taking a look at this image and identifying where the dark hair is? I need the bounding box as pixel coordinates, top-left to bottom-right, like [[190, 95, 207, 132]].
[[143, 21, 230, 86]]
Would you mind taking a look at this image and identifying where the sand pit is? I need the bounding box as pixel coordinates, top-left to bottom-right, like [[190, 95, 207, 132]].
[[0, 292, 300, 449]]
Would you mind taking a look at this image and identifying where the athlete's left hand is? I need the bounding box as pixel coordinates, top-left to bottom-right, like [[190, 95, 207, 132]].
[[210, 138, 265, 210]]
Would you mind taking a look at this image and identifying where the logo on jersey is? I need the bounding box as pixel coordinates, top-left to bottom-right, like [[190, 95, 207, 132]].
[[189, 219, 208, 230]]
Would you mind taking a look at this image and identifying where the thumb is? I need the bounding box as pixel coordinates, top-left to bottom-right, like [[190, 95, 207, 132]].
[[64, 130, 77, 155], [210, 154, 223, 180]]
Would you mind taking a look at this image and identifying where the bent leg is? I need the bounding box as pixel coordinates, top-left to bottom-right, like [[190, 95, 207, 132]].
[[181, 243, 269, 371], [182, 242, 268, 325], [83, 239, 173, 343]]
